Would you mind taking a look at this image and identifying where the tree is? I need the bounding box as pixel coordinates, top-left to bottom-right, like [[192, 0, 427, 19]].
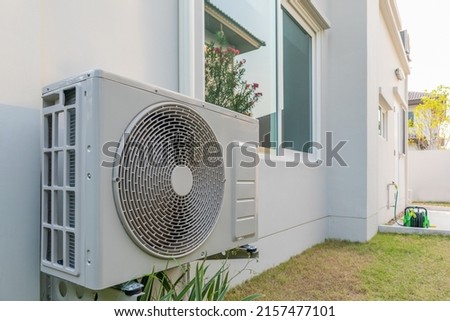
[[204, 31, 262, 116], [410, 85, 450, 150]]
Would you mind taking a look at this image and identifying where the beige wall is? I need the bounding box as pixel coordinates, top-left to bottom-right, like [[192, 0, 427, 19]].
[[409, 150, 450, 202], [41, 0, 179, 91], [0, 0, 41, 108]]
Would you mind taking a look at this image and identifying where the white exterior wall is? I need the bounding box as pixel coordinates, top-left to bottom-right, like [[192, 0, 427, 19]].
[[376, 1, 409, 224], [256, 158, 328, 269], [41, 0, 179, 91], [367, 0, 382, 235], [326, 0, 408, 240], [409, 150, 450, 202], [214, 158, 328, 287], [326, 0, 374, 242]]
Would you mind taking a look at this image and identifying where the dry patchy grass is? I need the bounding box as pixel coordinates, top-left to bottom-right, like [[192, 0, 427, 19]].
[[226, 234, 450, 301]]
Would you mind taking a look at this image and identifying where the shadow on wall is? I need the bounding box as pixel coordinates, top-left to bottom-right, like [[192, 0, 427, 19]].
[[0, 104, 41, 300]]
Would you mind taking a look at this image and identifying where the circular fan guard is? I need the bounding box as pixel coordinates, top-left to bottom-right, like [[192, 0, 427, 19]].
[[113, 103, 225, 258]]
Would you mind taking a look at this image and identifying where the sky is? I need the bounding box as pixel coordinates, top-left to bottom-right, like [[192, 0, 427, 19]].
[[396, 0, 450, 93]]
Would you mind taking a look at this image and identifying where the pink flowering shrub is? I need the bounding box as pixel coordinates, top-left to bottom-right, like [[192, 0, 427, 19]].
[[204, 34, 262, 116]]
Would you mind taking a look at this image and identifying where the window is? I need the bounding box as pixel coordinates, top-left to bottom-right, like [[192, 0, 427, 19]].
[[408, 110, 414, 124], [378, 106, 387, 139], [400, 108, 406, 154], [204, 0, 277, 152], [204, 0, 325, 155], [282, 10, 312, 153]]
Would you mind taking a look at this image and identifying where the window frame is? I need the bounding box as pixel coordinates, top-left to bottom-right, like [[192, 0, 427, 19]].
[[277, 0, 324, 161], [201, 0, 328, 162], [378, 106, 388, 140]]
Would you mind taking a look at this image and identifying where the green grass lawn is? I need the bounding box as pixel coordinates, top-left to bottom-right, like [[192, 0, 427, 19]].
[[226, 233, 450, 300]]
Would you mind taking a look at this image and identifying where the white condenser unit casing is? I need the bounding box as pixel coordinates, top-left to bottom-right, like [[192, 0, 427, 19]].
[[41, 70, 258, 290]]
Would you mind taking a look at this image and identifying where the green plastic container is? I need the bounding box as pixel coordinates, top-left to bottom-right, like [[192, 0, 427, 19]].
[[403, 206, 430, 228]]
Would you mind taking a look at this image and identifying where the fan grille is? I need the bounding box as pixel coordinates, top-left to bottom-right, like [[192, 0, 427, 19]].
[[113, 103, 225, 258]]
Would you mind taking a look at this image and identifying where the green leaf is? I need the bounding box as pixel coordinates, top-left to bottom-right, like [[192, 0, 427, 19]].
[[241, 293, 263, 301]]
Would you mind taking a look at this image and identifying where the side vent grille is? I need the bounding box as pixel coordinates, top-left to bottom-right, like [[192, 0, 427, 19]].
[[41, 86, 79, 276], [67, 232, 76, 269], [67, 191, 76, 228], [67, 150, 76, 187], [232, 143, 257, 240], [67, 109, 76, 146], [64, 88, 77, 106]]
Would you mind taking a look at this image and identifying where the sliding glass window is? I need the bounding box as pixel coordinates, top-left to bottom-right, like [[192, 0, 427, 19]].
[[204, 0, 319, 155], [282, 10, 312, 153], [205, 0, 277, 152]]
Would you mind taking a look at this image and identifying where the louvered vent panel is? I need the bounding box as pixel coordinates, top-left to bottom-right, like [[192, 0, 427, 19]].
[[67, 232, 76, 269], [113, 104, 225, 258], [41, 87, 79, 275], [67, 109, 76, 146], [67, 150, 76, 187], [67, 191, 76, 228]]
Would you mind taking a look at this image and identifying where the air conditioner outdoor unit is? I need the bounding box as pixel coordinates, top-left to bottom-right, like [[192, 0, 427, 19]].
[[41, 70, 258, 290]]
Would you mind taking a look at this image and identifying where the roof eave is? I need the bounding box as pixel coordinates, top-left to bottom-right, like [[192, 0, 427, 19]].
[[204, 1, 265, 54]]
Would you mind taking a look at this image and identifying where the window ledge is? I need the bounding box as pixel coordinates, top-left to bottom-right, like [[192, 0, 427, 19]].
[[258, 150, 322, 167], [379, 87, 393, 111]]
